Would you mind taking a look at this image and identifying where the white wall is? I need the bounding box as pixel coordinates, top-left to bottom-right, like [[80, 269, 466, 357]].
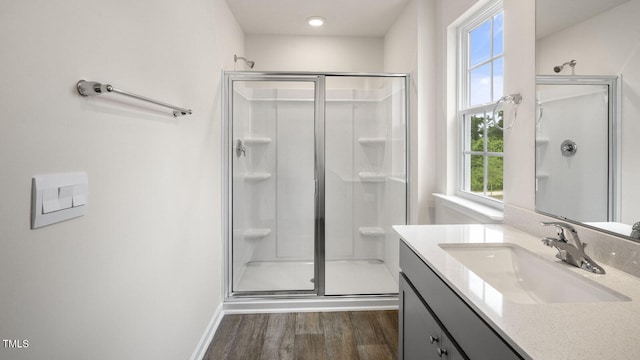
[[0, 1, 244, 359], [384, 0, 419, 73], [381, 0, 433, 280], [384, 0, 438, 224], [245, 35, 384, 72]]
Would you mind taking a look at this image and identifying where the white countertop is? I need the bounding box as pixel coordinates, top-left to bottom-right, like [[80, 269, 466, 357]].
[[393, 224, 640, 360]]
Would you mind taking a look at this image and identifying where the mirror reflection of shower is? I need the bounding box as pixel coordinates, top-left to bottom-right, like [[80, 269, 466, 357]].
[[234, 55, 255, 70], [553, 60, 576, 75], [535, 75, 618, 225]]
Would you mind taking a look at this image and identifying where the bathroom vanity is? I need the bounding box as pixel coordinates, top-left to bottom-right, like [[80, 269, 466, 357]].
[[395, 224, 640, 360]]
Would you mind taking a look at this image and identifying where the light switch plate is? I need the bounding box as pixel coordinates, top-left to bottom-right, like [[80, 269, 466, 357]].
[[31, 172, 88, 229]]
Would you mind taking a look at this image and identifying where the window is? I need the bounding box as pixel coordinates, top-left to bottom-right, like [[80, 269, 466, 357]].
[[458, 1, 504, 206]]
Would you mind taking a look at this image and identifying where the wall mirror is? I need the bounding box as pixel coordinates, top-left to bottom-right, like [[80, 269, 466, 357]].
[[535, 0, 640, 240]]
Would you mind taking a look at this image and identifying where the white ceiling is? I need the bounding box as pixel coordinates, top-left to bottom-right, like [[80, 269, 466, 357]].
[[225, 0, 410, 37], [536, 0, 630, 38], [226, 0, 630, 39]]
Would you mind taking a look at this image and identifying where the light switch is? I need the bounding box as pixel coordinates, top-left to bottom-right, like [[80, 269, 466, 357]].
[[42, 188, 60, 214], [31, 172, 88, 229], [58, 185, 74, 210], [72, 185, 86, 207]]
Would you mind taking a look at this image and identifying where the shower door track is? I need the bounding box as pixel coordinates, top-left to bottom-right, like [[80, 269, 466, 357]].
[[222, 71, 411, 300]]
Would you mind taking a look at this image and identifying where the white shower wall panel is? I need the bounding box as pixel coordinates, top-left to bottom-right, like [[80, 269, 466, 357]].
[[326, 92, 388, 261], [352, 183, 384, 259], [324, 173, 355, 258], [382, 177, 406, 283], [235, 87, 316, 263], [536, 86, 608, 221], [275, 100, 315, 259], [245, 98, 278, 261], [325, 101, 355, 258], [389, 84, 407, 179], [382, 86, 407, 281], [325, 101, 355, 180], [236, 84, 404, 266], [351, 96, 387, 261]]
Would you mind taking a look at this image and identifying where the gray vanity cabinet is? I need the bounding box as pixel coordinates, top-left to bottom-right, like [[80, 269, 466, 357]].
[[400, 274, 465, 360], [399, 241, 522, 360]]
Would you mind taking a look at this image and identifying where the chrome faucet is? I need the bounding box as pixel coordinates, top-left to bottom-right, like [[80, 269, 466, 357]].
[[630, 222, 640, 240], [541, 221, 606, 274]]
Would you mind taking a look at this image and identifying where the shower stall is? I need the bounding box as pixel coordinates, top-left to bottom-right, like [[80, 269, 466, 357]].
[[223, 72, 408, 299]]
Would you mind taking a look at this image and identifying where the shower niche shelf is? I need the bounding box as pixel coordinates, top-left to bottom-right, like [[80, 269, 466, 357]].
[[358, 172, 386, 182], [358, 137, 386, 146], [536, 138, 549, 146], [244, 228, 271, 240], [244, 172, 272, 182], [244, 136, 272, 146], [536, 171, 549, 179], [358, 227, 385, 237]]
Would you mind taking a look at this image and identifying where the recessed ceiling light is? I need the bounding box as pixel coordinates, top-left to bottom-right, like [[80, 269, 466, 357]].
[[307, 16, 326, 27]]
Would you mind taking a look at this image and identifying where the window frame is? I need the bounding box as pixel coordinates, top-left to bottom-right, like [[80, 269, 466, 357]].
[[456, 0, 505, 209]]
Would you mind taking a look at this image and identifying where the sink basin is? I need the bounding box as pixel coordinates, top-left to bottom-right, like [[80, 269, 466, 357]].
[[439, 243, 630, 304]]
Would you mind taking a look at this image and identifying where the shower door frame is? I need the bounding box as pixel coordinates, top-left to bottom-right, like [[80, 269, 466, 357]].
[[224, 73, 324, 297], [223, 71, 411, 299]]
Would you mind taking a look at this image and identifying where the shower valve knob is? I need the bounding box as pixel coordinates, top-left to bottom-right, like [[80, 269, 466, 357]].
[[560, 139, 577, 157]]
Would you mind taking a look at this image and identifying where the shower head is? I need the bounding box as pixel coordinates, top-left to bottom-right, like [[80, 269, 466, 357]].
[[234, 55, 255, 69], [553, 60, 577, 73]]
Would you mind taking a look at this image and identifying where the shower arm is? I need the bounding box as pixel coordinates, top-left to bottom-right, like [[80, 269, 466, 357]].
[[554, 60, 577, 74], [234, 55, 255, 69]]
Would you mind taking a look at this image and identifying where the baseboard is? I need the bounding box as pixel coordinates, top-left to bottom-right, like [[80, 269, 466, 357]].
[[189, 303, 224, 360], [223, 295, 399, 314]]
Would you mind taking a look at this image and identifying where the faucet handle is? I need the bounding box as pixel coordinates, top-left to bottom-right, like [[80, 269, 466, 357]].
[[541, 221, 577, 242], [541, 237, 555, 246]]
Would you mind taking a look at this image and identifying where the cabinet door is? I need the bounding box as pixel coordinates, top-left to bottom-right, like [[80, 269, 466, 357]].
[[425, 324, 464, 360], [400, 275, 438, 360], [438, 333, 465, 360]]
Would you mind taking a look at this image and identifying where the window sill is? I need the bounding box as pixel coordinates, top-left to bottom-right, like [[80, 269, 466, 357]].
[[433, 193, 504, 223]]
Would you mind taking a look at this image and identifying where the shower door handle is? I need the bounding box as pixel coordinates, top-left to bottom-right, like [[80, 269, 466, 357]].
[[314, 179, 318, 195], [235, 139, 246, 157]]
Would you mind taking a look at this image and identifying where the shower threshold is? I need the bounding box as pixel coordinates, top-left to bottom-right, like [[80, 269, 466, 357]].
[[233, 259, 398, 295]]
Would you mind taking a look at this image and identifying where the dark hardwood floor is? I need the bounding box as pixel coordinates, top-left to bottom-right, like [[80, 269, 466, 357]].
[[203, 310, 398, 360]]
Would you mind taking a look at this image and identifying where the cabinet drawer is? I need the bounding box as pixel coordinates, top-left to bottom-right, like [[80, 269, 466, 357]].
[[400, 241, 522, 360]]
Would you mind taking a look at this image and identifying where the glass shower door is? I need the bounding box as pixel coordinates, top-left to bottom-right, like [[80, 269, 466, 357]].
[[230, 77, 319, 294], [324, 75, 407, 295]]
